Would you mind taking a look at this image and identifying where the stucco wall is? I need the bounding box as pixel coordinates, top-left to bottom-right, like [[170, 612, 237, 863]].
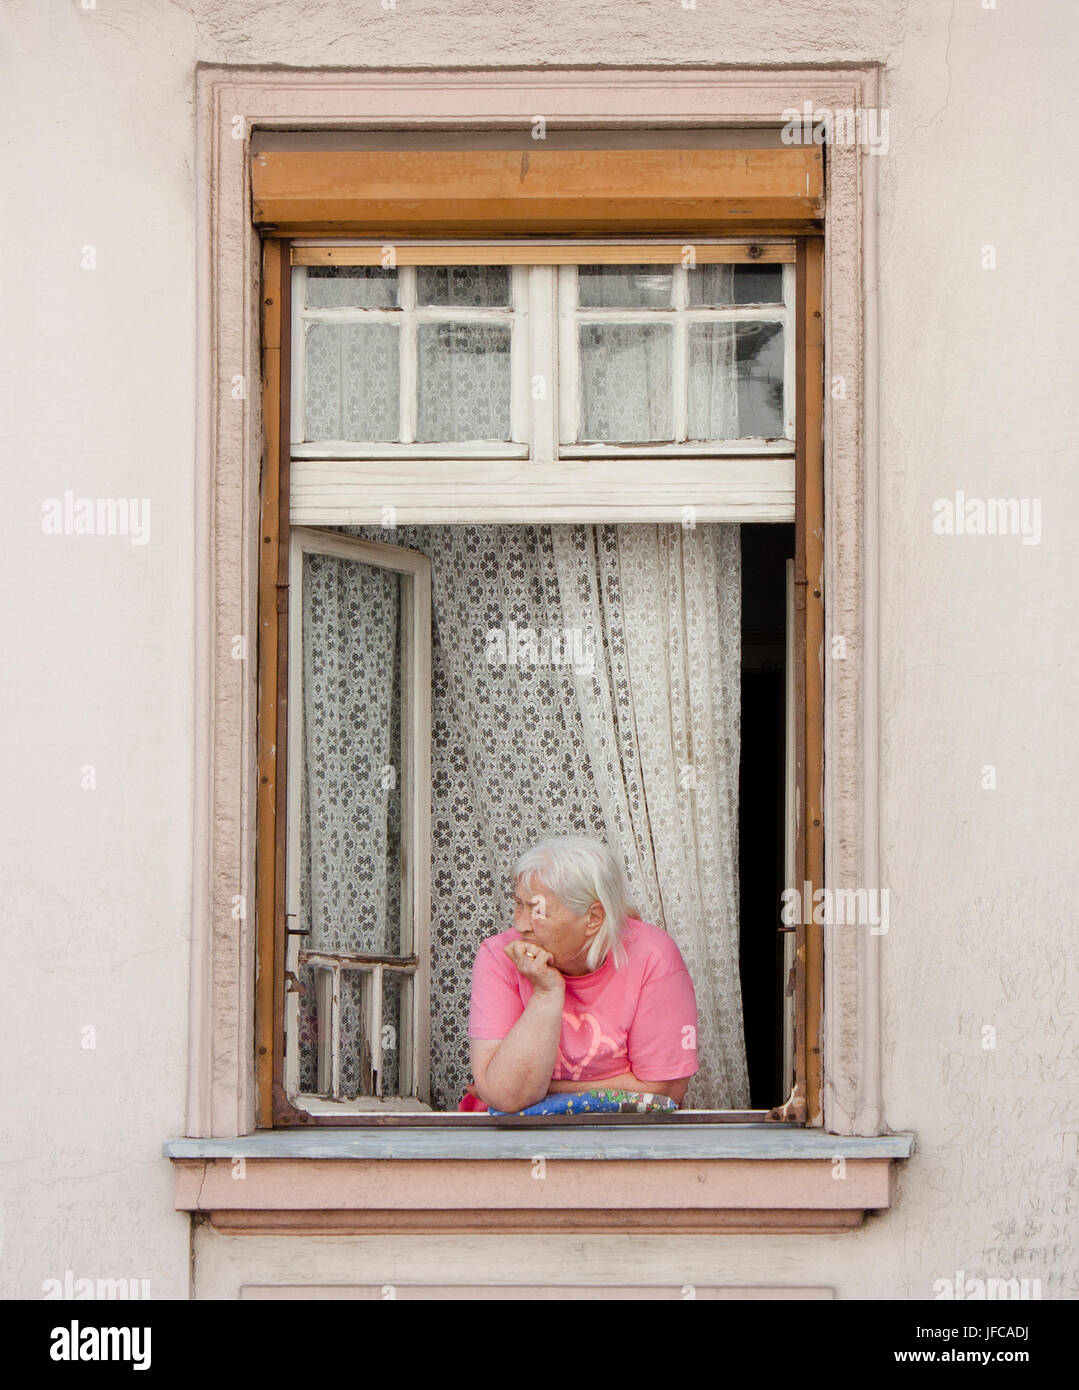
[[3, 0, 1076, 1299]]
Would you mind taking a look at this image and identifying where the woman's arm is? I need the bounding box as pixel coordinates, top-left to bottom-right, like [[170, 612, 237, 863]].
[[470, 943, 565, 1113]]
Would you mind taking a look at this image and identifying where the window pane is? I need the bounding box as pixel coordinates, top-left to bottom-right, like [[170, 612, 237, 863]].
[[297, 965, 408, 1100], [416, 265, 510, 307], [341, 970, 369, 1098], [304, 322, 399, 442], [688, 321, 785, 439], [300, 551, 404, 957], [378, 971, 404, 1097], [416, 322, 512, 441], [577, 265, 673, 308], [305, 265, 399, 309], [687, 263, 784, 306], [297, 960, 321, 1094], [577, 322, 673, 441]]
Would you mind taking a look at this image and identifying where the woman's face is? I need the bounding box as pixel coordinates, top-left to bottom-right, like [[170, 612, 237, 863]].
[[512, 875, 604, 975]]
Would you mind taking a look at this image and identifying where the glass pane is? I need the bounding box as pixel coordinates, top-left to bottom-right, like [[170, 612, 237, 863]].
[[297, 967, 405, 1100], [687, 263, 784, 306], [416, 265, 510, 306], [341, 970, 368, 1098], [332, 970, 407, 1098], [688, 321, 785, 439], [577, 265, 673, 308], [577, 322, 673, 441], [304, 321, 399, 442], [305, 265, 399, 309], [299, 550, 404, 959], [297, 960, 321, 1095], [377, 971, 404, 1097], [416, 322, 512, 441]]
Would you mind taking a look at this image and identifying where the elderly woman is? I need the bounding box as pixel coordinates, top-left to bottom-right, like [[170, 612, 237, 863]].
[[460, 835, 698, 1114]]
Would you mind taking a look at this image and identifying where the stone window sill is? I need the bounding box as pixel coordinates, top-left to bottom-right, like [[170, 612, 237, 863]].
[[165, 1124, 914, 1235]]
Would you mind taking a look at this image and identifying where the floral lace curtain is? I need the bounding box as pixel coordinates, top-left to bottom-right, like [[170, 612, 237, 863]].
[[298, 523, 749, 1111], [552, 525, 747, 1108], [297, 553, 403, 1096]]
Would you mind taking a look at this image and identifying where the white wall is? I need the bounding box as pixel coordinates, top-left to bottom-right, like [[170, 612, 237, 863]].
[[2, 0, 1076, 1299]]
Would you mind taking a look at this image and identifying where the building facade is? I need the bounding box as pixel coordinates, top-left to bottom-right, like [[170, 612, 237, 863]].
[[4, 0, 1076, 1300]]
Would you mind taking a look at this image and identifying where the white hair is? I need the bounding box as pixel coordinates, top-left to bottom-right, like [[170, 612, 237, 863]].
[[513, 835, 632, 971]]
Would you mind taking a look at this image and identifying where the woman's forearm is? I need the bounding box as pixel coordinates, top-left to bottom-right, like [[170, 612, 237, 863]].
[[480, 989, 565, 1112], [547, 1071, 689, 1106]]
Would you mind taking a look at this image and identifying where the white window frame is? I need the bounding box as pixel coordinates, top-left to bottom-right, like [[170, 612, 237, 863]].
[[289, 242, 798, 528], [291, 264, 532, 458], [557, 261, 796, 454], [291, 253, 795, 463], [285, 526, 433, 1115]]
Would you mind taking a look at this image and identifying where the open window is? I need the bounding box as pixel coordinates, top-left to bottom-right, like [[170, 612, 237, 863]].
[[285, 527, 432, 1113], [258, 232, 822, 1126]]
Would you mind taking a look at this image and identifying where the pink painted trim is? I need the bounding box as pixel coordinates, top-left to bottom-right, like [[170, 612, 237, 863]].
[[173, 1157, 894, 1213]]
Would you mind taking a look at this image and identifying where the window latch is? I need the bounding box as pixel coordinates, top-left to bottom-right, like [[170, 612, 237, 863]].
[[285, 912, 309, 937]]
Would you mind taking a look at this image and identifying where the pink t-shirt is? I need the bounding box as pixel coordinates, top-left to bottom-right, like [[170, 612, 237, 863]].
[[468, 918, 699, 1084]]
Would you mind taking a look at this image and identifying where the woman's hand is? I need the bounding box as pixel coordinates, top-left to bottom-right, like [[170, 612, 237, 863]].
[[504, 940, 565, 997]]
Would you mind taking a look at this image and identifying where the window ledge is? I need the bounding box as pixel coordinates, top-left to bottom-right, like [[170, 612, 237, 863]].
[[166, 1125, 913, 1235]]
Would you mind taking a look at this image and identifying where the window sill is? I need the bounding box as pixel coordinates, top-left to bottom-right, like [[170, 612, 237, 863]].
[[165, 1125, 914, 1235]]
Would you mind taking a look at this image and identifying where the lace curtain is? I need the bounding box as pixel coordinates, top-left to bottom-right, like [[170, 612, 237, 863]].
[[297, 553, 403, 1096], [552, 526, 747, 1107], [298, 523, 749, 1111]]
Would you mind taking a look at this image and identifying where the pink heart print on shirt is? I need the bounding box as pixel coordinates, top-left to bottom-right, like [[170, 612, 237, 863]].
[[557, 1010, 619, 1080]]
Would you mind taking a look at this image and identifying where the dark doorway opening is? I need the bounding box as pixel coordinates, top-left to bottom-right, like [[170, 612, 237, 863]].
[[738, 522, 795, 1109]]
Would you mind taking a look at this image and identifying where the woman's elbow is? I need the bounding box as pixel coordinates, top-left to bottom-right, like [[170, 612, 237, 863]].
[[478, 1081, 547, 1114], [475, 1066, 548, 1114], [667, 1077, 691, 1107]]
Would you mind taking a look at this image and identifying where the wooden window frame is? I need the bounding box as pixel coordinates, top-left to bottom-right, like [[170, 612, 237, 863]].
[[251, 146, 822, 235], [256, 230, 823, 1128]]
